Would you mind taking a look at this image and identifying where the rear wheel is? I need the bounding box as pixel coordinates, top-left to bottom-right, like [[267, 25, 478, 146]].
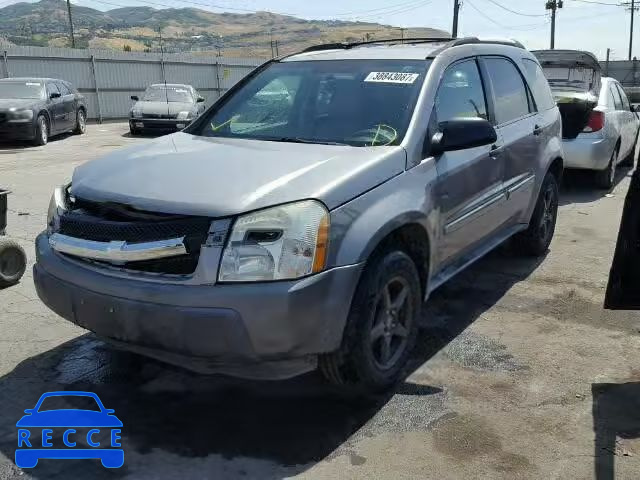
[[319, 249, 421, 392], [620, 134, 638, 168], [513, 172, 559, 257], [0, 238, 27, 288], [596, 148, 618, 190], [33, 114, 48, 146]]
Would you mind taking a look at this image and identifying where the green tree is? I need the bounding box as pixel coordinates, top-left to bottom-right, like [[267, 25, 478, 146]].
[[123, 44, 132, 52]]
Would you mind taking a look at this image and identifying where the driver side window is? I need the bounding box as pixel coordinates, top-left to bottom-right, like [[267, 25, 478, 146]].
[[435, 60, 488, 125]]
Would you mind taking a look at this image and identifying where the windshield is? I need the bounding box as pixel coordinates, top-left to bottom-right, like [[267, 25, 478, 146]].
[[142, 86, 193, 103], [0, 81, 44, 99], [37, 395, 101, 412], [196, 59, 430, 146]]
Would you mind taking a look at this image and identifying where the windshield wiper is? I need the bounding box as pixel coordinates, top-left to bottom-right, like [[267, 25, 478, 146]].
[[270, 137, 350, 146]]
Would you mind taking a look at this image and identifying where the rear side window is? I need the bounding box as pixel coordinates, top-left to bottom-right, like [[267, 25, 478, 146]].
[[484, 57, 531, 125], [611, 85, 623, 110], [435, 59, 487, 124], [522, 59, 556, 111], [616, 84, 631, 110]]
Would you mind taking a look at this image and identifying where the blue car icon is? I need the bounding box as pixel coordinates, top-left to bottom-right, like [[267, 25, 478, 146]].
[[16, 391, 123, 468]]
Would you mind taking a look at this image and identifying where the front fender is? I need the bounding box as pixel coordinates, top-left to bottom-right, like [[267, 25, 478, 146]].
[[327, 161, 439, 275]]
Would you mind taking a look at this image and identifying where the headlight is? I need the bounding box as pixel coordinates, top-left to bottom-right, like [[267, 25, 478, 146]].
[[47, 184, 71, 234], [131, 109, 142, 118], [176, 111, 193, 120], [218, 200, 330, 282], [8, 109, 33, 122]]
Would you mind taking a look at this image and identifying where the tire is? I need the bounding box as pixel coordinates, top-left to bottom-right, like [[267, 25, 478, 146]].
[[620, 134, 638, 168], [129, 127, 139, 135], [0, 238, 27, 288], [513, 172, 559, 257], [319, 249, 422, 392], [74, 109, 86, 134], [33, 114, 48, 146], [596, 148, 619, 190]]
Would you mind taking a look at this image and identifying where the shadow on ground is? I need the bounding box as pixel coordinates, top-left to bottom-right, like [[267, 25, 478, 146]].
[[0, 133, 75, 152], [592, 381, 640, 480], [560, 165, 633, 206], [0, 247, 544, 479]]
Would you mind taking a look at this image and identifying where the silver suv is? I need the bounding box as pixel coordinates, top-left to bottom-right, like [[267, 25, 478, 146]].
[[35, 37, 563, 391]]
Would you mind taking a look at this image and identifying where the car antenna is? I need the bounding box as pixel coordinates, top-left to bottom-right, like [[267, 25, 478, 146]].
[[158, 26, 169, 115]]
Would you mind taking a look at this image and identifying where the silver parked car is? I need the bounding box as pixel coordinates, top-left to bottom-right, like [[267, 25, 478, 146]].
[[35, 38, 564, 391], [534, 50, 639, 189], [129, 83, 206, 135]]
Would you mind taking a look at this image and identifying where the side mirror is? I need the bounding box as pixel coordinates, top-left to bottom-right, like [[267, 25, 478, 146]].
[[430, 117, 498, 155], [131, 95, 139, 101], [197, 96, 205, 103], [49, 92, 61, 99], [631, 104, 638, 112]]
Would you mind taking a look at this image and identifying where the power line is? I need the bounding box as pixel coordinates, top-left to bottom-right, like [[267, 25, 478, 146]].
[[331, 0, 429, 17], [482, 0, 548, 17], [344, 0, 433, 20], [565, 0, 619, 5], [466, 0, 549, 30]]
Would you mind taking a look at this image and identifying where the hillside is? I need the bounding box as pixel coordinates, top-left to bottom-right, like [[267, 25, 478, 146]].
[[0, 0, 449, 57]]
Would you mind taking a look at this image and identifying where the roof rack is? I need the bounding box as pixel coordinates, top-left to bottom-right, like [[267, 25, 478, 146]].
[[299, 37, 453, 54], [446, 37, 526, 49]]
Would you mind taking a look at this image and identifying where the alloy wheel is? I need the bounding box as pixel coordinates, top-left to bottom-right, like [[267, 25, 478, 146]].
[[369, 276, 414, 370]]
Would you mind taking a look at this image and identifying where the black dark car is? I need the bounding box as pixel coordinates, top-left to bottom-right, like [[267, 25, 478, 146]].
[[0, 77, 87, 146]]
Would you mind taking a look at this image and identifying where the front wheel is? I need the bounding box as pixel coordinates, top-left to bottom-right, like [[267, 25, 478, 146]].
[[319, 249, 422, 392], [74, 109, 86, 134], [33, 114, 48, 146], [513, 172, 559, 257]]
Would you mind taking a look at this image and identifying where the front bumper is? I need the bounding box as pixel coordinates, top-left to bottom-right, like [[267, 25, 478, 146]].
[[563, 135, 615, 171], [34, 234, 363, 378], [0, 120, 36, 141], [129, 118, 190, 131]]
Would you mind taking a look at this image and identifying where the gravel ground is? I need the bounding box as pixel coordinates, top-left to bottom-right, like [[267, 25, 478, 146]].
[[0, 122, 639, 479]]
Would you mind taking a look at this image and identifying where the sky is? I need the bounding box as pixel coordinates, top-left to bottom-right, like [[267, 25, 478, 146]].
[[0, 0, 635, 60]]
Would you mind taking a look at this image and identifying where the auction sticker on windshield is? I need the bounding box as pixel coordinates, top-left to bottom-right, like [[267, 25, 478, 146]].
[[364, 72, 420, 84]]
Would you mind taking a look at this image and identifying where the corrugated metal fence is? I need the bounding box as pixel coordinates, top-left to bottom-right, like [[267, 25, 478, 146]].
[[603, 59, 640, 102], [0, 46, 266, 121]]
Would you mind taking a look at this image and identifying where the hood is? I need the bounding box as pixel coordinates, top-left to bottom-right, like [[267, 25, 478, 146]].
[[0, 98, 38, 111], [71, 133, 406, 217], [135, 101, 194, 116]]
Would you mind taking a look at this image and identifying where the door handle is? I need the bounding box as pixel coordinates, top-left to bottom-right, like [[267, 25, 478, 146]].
[[533, 125, 543, 136], [490, 144, 503, 158]]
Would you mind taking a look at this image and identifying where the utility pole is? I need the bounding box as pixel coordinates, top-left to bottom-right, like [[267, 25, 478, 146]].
[[452, 0, 461, 38], [605, 48, 611, 76], [66, 0, 75, 48], [546, 1, 563, 50], [623, 1, 639, 60], [400, 27, 406, 43]]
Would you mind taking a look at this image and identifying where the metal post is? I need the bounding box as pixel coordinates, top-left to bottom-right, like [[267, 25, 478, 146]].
[[630, 0, 635, 60], [90, 55, 103, 124], [550, 6, 556, 49], [2, 51, 9, 78], [214, 60, 221, 100], [452, 0, 461, 38], [66, 0, 75, 48], [605, 48, 611, 77]]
